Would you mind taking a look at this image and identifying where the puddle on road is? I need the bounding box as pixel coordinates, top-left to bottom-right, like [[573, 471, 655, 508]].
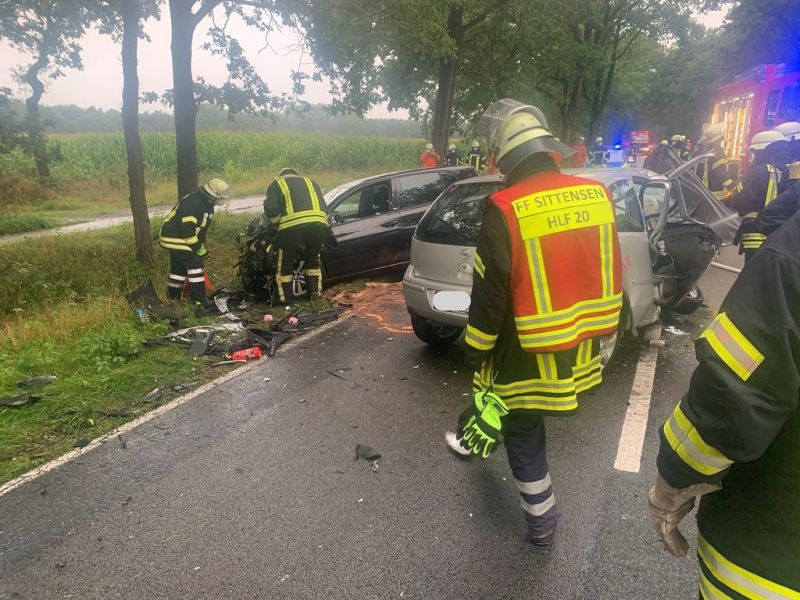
[[328, 282, 413, 334]]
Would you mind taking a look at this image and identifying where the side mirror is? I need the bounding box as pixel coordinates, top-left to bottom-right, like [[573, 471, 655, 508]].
[[432, 290, 471, 312]]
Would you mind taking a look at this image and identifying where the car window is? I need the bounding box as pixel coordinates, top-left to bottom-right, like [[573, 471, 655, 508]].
[[396, 172, 444, 209], [415, 182, 502, 246], [606, 178, 644, 232], [332, 181, 393, 222]]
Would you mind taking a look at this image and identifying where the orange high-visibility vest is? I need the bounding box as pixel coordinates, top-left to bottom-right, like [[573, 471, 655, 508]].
[[490, 171, 623, 353]]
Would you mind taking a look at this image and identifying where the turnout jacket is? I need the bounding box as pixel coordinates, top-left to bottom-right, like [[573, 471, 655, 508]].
[[159, 189, 215, 255], [697, 147, 736, 201], [264, 175, 328, 232], [656, 214, 800, 597], [465, 167, 622, 414], [467, 149, 485, 172], [730, 163, 780, 252]]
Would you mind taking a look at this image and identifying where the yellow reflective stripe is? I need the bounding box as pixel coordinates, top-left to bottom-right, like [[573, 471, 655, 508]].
[[765, 166, 779, 207], [700, 571, 734, 600], [663, 403, 733, 476], [700, 312, 764, 381], [277, 212, 329, 230], [474, 376, 576, 395], [277, 177, 294, 215], [465, 324, 498, 351], [535, 353, 557, 380], [699, 534, 800, 600], [159, 234, 199, 245], [473, 252, 486, 278], [515, 294, 623, 330], [505, 394, 578, 411], [518, 311, 621, 349], [576, 338, 593, 366], [599, 223, 614, 298], [517, 194, 615, 239], [159, 241, 193, 252], [304, 268, 322, 277], [181, 215, 198, 224], [304, 177, 321, 212], [712, 159, 727, 170], [526, 238, 551, 313]]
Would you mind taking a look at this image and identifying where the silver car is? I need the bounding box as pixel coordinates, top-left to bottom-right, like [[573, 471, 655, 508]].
[[402, 162, 736, 363]]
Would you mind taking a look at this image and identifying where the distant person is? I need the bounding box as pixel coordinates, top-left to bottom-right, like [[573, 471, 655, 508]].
[[670, 134, 689, 161], [418, 143, 441, 168], [159, 178, 230, 308], [695, 124, 737, 201], [569, 136, 588, 168], [591, 137, 606, 166], [445, 143, 460, 167], [263, 168, 329, 304], [728, 130, 790, 262], [467, 140, 486, 172]]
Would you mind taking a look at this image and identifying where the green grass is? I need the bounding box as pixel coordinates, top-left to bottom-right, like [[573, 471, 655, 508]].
[[0, 214, 57, 236], [0, 212, 267, 483]]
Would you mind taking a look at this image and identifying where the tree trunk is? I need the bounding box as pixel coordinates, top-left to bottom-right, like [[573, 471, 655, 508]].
[[122, 0, 153, 265], [169, 0, 198, 199], [23, 55, 50, 180], [430, 5, 464, 157], [587, 31, 620, 142]]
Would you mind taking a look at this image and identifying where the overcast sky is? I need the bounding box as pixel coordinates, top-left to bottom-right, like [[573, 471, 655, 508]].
[[0, 5, 728, 120]]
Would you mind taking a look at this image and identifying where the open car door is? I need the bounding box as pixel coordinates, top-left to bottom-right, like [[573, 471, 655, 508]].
[[639, 159, 734, 314]]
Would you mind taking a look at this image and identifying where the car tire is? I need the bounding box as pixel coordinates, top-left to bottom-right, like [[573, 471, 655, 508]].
[[410, 314, 463, 346], [599, 297, 630, 369]]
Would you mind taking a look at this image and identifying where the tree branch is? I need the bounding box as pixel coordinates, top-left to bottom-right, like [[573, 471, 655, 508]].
[[192, 0, 223, 26], [463, 0, 510, 33]]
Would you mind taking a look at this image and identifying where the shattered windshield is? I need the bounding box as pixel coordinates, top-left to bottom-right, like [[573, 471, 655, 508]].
[[415, 182, 502, 246]]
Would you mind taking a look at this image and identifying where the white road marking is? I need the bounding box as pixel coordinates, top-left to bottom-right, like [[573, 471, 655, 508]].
[[613, 324, 662, 473], [0, 316, 349, 498]]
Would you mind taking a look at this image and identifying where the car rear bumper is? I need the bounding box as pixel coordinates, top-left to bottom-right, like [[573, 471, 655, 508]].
[[402, 266, 470, 328]]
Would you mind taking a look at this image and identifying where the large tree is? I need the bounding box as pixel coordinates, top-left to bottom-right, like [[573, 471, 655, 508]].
[[98, 0, 161, 265], [167, 0, 292, 198], [0, 0, 92, 180]]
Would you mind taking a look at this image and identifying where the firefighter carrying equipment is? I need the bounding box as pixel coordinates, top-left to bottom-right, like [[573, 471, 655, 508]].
[[488, 172, 622, 353], [648, 474, 720, 558], [263, 173, 329, 232], [460, 389, 509, 458], [655, 213, 800, 597]]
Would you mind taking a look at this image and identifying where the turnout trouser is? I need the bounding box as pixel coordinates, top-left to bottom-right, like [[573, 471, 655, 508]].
[[502, 411, 560, 538], [167, 251, 206, 302], [275, 224, 325, 303]]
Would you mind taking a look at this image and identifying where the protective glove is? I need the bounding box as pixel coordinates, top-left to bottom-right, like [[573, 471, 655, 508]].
[[460, 390, 508, 458], [647, 474, 720, 557], [197, 245, 209, 258]]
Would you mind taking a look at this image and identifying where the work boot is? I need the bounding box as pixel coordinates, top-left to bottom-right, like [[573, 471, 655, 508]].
[[528, 530, 556, 547]]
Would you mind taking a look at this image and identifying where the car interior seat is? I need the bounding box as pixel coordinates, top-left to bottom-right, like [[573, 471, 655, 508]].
[[370, 186, 391, 214]]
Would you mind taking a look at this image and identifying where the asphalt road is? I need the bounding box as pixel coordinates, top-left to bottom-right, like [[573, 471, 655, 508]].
[[0, 266, 740, 599]]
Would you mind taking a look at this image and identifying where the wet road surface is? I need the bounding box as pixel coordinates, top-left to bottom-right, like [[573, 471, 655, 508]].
[[0, 266, 739, 599]]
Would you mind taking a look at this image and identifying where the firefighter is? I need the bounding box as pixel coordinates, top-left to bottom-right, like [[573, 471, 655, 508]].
[[591, 136, 606, 166], [728, 130, 790, 262], [757, 161, 800, 238], [669, 134, 688, 161], [467, 140, 485, 172], [446, 98, 623, 546], [445, 143, 460, 167], [695, 124, 737, 201], [648, 211, 800, 598], [418, 143, 440, 168], [774, 121, 800, 188], [568, 136, 588, 168], [159, 178, 231, 305], [263, 168, 329, 304]]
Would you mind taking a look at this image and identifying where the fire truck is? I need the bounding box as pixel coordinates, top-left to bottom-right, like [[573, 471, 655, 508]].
[[710, 63, 800, 171], [628, 129, 652, 159]]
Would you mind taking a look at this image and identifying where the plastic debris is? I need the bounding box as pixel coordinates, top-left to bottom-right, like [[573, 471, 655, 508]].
[[143, 386, 166, 403], [188, 329, 216, 356], [355, 444, 381, 461], [74, 439, 90, 448], [649, 339, 666, 347], [0, 394, 43, 408], [263, 314, 274, 322], [288, 316, 299, 326], [664, 325, 687, 336], [17, 375, 56, 388], [370, 460, 379, 473]]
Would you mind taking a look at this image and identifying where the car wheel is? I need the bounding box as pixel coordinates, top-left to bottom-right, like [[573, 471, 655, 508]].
[[410, 314, 463, 346], [599, 297, 630, 369]]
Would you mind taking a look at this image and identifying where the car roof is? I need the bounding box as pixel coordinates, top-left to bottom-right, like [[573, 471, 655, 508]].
[[451, 167, 661, 189], [340, 165, 475, 190]]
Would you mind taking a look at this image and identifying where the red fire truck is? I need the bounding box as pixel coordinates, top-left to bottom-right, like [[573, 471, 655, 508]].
[[710, 63, 800, 170], [628, 129, 652, 158]]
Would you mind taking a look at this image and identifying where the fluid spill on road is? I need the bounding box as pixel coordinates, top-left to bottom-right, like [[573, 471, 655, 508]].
[[329, 282, 413, 334]]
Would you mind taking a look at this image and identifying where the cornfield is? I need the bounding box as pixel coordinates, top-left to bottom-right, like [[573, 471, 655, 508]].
[[1, 131, 423, 183]]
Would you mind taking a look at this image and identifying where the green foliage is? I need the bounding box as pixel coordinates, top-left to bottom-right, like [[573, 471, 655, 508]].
[[0, 214, 56, 235], [76, 319, 147, 372]]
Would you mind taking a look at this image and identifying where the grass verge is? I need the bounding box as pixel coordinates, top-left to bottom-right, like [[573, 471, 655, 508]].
[[0, 211, 312, 484], [0, 214, 57, 236]]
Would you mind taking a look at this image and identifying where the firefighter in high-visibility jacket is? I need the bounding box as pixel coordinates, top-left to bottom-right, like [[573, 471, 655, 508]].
[[467, 140, 486, 173], [695, 124, 737, 201], [728, 130, 789, 262], [159, 178, 231, 303], [446, 99, 622, 546], [264, 168, 329, 304], [648, 211, 800, 598]]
